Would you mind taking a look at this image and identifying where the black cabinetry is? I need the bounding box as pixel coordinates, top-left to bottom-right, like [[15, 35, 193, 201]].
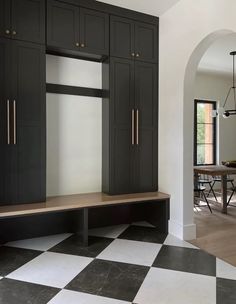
[[102, 57, 158, 194], [47, 0, 109, 56], [0, 0, 45, 44], [0, 38, 46, 205], [110, 15, 157, 63]]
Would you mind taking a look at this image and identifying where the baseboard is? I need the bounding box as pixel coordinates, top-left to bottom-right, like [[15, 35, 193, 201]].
[[168, 219, 196, 241]]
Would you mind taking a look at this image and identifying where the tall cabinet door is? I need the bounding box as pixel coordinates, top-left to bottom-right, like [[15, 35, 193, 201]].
[[47, 0, 80, 51], [0, 0, 11, 39], [80, 8, 109, 55], [134, 62, 158, 192], [110, 16, 135, 60], [11, 0, 45, 44], [11, 41, 46, 203], [0, 38, 13, 204], [110, 57, 135, 194], [135, 22, 157, 63]]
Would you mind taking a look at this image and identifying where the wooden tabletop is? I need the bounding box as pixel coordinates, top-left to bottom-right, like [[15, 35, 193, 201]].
[[194, 165, 236, 176], [0, 192, 170, 219]]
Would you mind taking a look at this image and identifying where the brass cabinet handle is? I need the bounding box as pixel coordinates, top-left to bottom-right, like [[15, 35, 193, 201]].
[[132, 109, 135, 145], [136, 53, 140, 58], [12, 30, 17, 35], [75, 42, 80, 47], [7, 100, 10, 145], [13, 100, 16, 145], [131, 53, 135, 57], [5, 29, 10, 35], [136, 109, 139, 145], [81, 43, 85, 48]]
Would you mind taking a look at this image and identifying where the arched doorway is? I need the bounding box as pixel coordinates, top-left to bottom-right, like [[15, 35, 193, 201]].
[[183, 30, 235, 239]]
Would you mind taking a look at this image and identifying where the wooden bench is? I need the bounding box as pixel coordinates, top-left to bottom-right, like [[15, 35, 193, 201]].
[[0, 192, 170, 245]]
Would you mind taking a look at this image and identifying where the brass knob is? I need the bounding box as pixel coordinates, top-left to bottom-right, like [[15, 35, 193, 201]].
[[5, 29, 10, 35], [12, 30, 17, 35], [81, 43, 85, 48], [131, 53, 135, 57], [75, 42, 80, 47], [136, 53, 140, 58]]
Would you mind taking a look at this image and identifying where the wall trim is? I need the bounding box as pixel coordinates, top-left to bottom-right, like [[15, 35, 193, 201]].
[[168, 219, 196, 241]]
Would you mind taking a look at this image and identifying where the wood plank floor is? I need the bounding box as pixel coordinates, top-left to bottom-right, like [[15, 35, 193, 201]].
[[190, 193, 236, 266]]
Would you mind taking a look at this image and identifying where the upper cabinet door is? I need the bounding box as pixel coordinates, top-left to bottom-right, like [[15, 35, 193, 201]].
[[0, 0, 11, 39], [80, 8, 109, 56], [47, 0, 80, 51], [110, 16, 135, 60], [11, 0, 45, 44], [135, 22, 157, 63]]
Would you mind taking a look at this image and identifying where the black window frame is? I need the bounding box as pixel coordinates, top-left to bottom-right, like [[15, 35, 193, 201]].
[[194, 99, 217, 166]]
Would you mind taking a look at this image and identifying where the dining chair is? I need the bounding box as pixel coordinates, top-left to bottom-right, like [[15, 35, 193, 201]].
[[227, 187, 236, 206], [194, 182, 212, 213], [198, 174, 218, 201]]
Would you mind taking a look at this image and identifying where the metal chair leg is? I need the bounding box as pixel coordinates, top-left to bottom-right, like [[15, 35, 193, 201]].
[[227, 189, 235, 206], [208, 182, 218, 202], [202, 190, 212, 213]]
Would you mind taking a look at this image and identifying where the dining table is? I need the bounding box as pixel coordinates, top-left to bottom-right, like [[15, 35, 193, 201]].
[[194, 165, 236, 214]]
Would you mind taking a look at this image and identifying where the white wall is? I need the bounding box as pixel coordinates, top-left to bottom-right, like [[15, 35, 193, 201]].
[[195, 72, 236, 163], [159, 0, 236, 239], [46, 55, 102, 197]]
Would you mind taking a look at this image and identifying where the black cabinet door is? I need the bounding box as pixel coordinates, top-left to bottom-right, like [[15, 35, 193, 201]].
[[110, 16, 135, 60], [0, 0, 11, 39], [0, 38, 13, 204], [11, 41, 46, 203], [47, 0, 80, 51], [11, 0, 45, 44], [110, 57, 135, 194], [134, 62, 158, 192], [80, 8, 109, 56], [135, 22, 157, 63]]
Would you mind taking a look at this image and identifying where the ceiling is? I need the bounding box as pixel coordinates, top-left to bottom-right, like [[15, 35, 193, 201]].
[[97, 0, 181, 16], [198, 34, 236, 76]]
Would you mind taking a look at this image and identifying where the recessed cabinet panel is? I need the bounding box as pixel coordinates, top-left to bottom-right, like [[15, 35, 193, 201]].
[[135, 62, 158, 192], [47, 0, 80, 51], [110, 16, 135, 60], [112, 59, 134, 125], [135, 22, 157, 63], [0, 0, 11, 39], [12, 41, 46, 203], [11, 0, 45, 44], [80, 8, 109, 55]]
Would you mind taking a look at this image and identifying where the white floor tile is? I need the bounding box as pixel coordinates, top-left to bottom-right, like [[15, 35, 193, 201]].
[[48, 290, 131, 304], [89, 225, 129, 238], [6, 233, 73, 251], [131, 221, 155, 227], [217, 258, 236, 280], [97, 239, 161, 266], [7, 252, 93, 288], [134, 268, 216, 304], [164, 234, 199, 249]]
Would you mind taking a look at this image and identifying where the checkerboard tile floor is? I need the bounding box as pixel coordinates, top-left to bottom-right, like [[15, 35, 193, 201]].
[[1, 222, 236, 304]]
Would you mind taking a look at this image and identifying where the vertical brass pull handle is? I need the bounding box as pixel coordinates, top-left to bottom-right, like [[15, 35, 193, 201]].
[[13, 100, 16, 145], [7, 100, 10, 145], [132, 109, 135, 145], [136, 109, 139, 145]]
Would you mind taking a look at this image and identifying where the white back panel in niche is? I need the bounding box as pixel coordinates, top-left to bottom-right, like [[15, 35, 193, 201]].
[[46, 55, 102, 197], [46, 54, 102, 89], [46, 94, 102, 196]]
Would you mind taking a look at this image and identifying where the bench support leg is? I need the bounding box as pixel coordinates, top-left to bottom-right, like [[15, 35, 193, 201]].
[[82, 208, 88, 246]]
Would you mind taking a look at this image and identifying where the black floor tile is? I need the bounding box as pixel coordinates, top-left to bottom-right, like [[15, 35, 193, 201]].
[[0, 246, 41, 276], [49, 235, 113, 258], [66, 259, 149, 302], [118, 225, 167, 244], [217, 278, 236, 304], [153, 245, 216, 276], [0, 278, 59, 304]]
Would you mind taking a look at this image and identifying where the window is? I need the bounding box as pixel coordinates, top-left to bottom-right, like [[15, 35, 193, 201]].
[[194, 100, 217, 166]]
